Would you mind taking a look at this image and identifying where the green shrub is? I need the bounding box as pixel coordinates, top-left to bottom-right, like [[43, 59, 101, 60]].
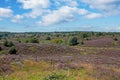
[[46, 37, 51, 40], [44, 73, 66, 80], [18, 40, 21, 43], [8, 41, 14, 47], [112, 41, 118, 46], [3, 40, 14, 47], [9, 46, 17, 54], [17, 38, 21, 43], [0, 46, 2, 51], [51, 39, 63, 44], [30, 38, 39, 43], [69, 37, 78, 46], [80, 41, 84, 45], [113, 37, 118, 41], [25, 40, 29, 43], [0, 50, 7, 55], [3, 40, 9, 47]]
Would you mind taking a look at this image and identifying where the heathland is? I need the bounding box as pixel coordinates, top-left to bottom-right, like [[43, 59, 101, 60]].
[[0, 32, 120, 80]]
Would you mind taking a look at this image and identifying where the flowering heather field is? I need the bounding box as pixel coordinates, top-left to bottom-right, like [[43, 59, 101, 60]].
[[0, 40, 120, 80]]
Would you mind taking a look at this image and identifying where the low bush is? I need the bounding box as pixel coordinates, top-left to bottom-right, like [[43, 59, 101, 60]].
[[3, 40, 14, 47], [113, 37, 118, 41], [8, 46, 17, 54], [51, 39, 63, 44], [69, 37, 78, 46], [0, 50, 7, 55], [3, 40, 9, 47], [18, 40, 21, 43], [46, 37, 51, 40], [8, 41, 14, 47], [80, 41, 84, 45], [25, 40, 29, 43], [30, 38, 39, 43], [44, 73, 66, 80], [0, 46, 2, 51]]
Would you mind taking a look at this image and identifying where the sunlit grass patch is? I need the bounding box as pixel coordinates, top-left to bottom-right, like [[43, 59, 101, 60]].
[[1, 59, 119, 80]]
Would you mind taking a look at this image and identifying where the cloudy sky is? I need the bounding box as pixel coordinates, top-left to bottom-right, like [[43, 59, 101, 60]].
[[0, 0, 120, 32]]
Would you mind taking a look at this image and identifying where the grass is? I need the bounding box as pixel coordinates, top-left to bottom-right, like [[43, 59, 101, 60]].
[[73, 46, 120, 55], [0, 50, 8, 55], [28, 46, 38, 52], [0, 60, 97, 80], [0, 58, 119, 80], [0, 45, 120, 80]]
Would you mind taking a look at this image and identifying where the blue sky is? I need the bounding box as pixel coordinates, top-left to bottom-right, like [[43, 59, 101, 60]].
[[0, 0, 120, 32]]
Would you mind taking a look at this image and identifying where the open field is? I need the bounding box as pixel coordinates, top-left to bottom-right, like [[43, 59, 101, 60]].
[[0, 32, 120, 80]]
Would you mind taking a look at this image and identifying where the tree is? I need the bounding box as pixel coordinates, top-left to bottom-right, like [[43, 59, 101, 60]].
[[9, 46, 17, 54], [69, 37, 78, 46]]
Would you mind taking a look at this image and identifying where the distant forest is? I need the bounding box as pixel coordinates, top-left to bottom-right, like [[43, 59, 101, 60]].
[[0, 31, 120, 38]]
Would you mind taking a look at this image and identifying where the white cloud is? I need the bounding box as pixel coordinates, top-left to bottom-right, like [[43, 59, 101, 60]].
[[38, 6, 88, 26], [1, 0, 118, 27], [69, 1, 78, 7], [11, 15, 23, 23], [85, 13, 102, 19], [0, 8, 13, 17], [81, 0, 120, 15], [16, 0, 120, 24], [23, 9, 51, 18], [23, 9, 43, 18], [63, 0, 79, 7], [17, 0, 50, 18], [17, 0, 50, 9]]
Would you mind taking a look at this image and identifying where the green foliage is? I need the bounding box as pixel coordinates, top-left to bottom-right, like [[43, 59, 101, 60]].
[[112, 41, 118, 46], [30, 38, 39, 43], [16, 38, 23, 43], [19, 41, 21, 43], [81, 33, 88, 38], [80, 41, 84, 45], [9, 46, 17, 54], [0, 50, 7, 55], [51, 39, 63, 44], [3, 40, 14, 47], [0, 46, 2, 51], [113, 37, 118, 41], [17, 38, 21, 43], [3, 40, 9, 47], [25, 40, 29, 43], [46, 37, 51, 40], [8, 41, 14, 47], [44, 73, 66, 80], [69, 37, 78, 46]]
